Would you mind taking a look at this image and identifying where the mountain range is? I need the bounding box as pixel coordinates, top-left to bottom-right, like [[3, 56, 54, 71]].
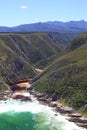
[[0, 20, 87, 33]]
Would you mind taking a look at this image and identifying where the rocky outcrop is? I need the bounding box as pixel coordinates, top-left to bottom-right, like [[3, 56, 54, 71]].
[[78, 123, 87, 128], [0, 90, 11, 100], [10, 80, 32, 91], [68, 113, 82, 118], [21, 97, 32, 102], [9, 80, 33, 100], [56, 106, 74, 114], [10, 91, 32, 101], [30, 90, 87, 129], [35, 68, 43, 74], [12, 94, 25, 99], [68, 117, 87, 124], [11, 94, 32, 101], [68, 117, 87, 128]]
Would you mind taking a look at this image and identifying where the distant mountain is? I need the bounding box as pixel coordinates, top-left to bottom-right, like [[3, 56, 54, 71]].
[[45, 20, 87, 32], [12, 20, 87, 33], [12, 22, 70, 33], [0, 20, 87, 33], [0, 26, 13, 32]]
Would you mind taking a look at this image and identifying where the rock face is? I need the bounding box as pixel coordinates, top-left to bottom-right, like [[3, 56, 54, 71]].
[[12, 94, 25, 99], [11, 94, 32, 101], [10, 85, 26, 91], [10, 91, 32, 101], [35, 68, 43, 74], [9, 80, 32, 100], [10, 80, 32, 91]]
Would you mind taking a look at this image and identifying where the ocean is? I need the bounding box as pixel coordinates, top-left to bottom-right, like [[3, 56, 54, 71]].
[[0, 94, 86, 130]]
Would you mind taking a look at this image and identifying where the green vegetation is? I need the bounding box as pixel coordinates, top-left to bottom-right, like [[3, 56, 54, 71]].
[[0, 32, 64, 89], [34, 40, 87, 113], [0, 82, 9, 91], [0, 33, 64, 66], [66, 32, 87, 52], [0, 38, 36, 84], [0, 31, 87, 115]]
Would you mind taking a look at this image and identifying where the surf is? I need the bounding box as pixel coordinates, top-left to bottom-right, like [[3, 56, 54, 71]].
[[0, 94, 86, 130]]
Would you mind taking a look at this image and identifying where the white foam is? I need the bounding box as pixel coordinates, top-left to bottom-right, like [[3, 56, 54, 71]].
[[0, 96, 86, 130]]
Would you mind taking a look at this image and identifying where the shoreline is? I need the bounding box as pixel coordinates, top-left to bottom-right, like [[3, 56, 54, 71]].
[[0, 82, 87, 129], [29, 89, 87, 129], [0, 92, 85, 130]]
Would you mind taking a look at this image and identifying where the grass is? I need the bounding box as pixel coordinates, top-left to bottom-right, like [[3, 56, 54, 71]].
[[0, 31, 87, 116], [33, 43, 87, 113], [66, 32, 87, 52], [0, 32, 64, 89]]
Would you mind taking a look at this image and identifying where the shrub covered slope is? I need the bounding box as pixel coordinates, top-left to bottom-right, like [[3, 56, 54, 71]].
[[0, 32, 64, 89], [34, 33, 87, 114]]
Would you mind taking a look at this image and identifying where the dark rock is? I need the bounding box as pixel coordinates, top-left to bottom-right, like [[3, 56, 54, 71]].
[[50, 93, 60, 101], [54, 113, 58, 116], [48, 102, 57, 107], [0, 96, 9, 101], [31, 91, 39, 96], [68, 114, 82, 118], [77, 123, 87, 128], [56, 106, 74, 114], [10, 85, 26, 91], [38, 97, 50, 104], [12, 94, 25, 99], [27, 86, 33, 91], [21, 97, 32, 101], [68, 117, 87, 124], [36, 93, 47, 98]]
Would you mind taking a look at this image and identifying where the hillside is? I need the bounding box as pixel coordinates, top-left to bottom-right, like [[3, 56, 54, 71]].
[[0, 38, 36, 83], [0, 32, 63, 65], [47, 32, 79, 47], [0, 32, 65, 90], [33, 41, 87, 114], [66, 32, 87, 52]]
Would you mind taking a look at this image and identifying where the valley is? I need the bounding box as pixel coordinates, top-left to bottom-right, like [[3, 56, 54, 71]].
[[0, 31, 87, 129]]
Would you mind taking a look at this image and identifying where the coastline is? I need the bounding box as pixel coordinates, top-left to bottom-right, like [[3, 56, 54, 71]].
[[0, 80, 87, 129], [29, 89, 87, 129]]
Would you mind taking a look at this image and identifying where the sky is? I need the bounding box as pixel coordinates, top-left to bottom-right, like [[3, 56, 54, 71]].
[[0, 0, 87, 27]]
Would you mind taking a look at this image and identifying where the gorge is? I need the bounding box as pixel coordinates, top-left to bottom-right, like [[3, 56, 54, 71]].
[[0, 32, 87, 130]]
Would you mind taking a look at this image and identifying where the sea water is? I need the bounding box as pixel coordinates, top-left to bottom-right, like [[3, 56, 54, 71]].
[[0, 94, 86, 130]]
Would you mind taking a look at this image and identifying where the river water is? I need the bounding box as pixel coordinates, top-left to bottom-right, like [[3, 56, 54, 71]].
[[0, 94, 86, 130]]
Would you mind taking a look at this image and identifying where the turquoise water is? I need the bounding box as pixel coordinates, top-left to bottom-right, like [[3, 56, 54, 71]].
[[0, 97, 86, 130], [0, 112, 47, 130], [0, 111, 64, 130]]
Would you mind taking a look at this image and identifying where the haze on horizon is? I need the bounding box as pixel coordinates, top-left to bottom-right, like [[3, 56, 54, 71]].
[[0, 0, 87, 27]]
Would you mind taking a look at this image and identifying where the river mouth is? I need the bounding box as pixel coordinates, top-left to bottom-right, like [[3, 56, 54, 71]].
[[0, 95, 86, 130]]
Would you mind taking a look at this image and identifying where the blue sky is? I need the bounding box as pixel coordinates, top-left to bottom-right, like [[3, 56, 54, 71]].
[[0, 0, 87, 27]]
